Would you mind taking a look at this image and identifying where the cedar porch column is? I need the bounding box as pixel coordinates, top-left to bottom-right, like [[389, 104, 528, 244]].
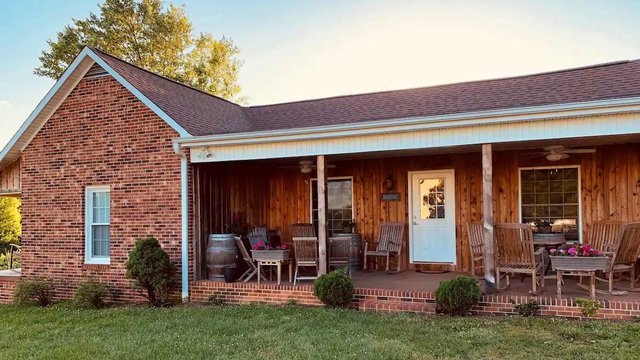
[[317, 155, 328, 275], [482, 144, 496, 293]]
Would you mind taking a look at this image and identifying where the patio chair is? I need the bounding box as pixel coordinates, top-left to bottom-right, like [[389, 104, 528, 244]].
[[363, 222, 404, 273], [249, 225, 268, 239], [234, 236, 266, 282], [467, 221, 485, 277], [606, 222, 640, 291], [495, 223, 545, 294], [293, 237, 319, 285], [290, 223, 316, 238], [329, 236, 351, 275], [584, 221, 626, 294]]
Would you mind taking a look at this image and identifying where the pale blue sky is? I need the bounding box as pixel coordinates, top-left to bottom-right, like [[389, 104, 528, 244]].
[[1, 0, 639, 149]]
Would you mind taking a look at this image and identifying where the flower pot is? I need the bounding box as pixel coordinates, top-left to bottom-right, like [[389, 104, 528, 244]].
[[223, 266, 237, 283], [550, 256, 610, 272], [251, 249, 290, 262]]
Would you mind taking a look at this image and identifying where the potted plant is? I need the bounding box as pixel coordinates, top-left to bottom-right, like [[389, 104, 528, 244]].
[[533, 219, 552, 234], [250, 242, 290, 262], [341, 219, 356, 234], [549, 245, 610, 271], [225, 212, 250, 237]]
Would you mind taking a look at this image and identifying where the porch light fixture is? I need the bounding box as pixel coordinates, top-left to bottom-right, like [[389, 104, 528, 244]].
[[385, 176, 393, 191]]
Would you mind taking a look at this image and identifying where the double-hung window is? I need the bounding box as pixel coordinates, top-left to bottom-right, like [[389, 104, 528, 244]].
[[311, 178, 354, 236], [85, 186, 111, 264]]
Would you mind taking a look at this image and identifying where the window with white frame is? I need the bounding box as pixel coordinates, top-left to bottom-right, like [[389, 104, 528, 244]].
[[311, 178, 354, 236], [520, 167, 580, 241], [85, 186, 110, 264]]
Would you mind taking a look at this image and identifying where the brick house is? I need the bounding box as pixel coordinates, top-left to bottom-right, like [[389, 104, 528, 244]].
[[1, 47, 640, 318]]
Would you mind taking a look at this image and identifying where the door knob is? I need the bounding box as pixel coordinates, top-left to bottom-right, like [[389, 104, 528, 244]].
[[413, 221, 418, 225]]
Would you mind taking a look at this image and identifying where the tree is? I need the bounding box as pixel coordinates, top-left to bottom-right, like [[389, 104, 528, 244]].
[[0, 197, 21, 248], [35, 0, 244, 102]]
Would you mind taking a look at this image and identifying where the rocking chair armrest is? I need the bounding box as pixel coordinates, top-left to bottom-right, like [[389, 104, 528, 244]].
[[533, 247, 545, 256]]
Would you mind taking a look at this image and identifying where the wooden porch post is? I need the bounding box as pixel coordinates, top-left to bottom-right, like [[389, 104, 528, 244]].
[[482, 144, 497, 293], [317, 155, 328, 275]]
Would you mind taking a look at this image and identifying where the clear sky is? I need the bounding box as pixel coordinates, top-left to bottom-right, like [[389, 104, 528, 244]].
[[1, 0, 639, 149]]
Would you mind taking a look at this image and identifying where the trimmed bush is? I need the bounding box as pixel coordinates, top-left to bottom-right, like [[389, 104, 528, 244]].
[[313, 269, 354, 307], [435, 276, 481, 315], [74, 278, 111, 309], [14, 277, 56, 306], [576, 298, 602, 318], [125, 237, 178, 306], [510, 299, 540, 317]]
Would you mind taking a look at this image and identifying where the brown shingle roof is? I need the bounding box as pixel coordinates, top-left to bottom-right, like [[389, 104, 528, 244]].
[[93, 49, 640, 136]]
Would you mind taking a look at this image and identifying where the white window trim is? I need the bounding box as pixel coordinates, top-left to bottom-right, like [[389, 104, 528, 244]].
[[309, 176, 355, 232], [85, 185, 111, 264], [518, 165, 582, 242]]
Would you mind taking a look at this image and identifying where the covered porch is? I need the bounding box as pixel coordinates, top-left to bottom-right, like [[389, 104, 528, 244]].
[[188, 133, 640, 303]]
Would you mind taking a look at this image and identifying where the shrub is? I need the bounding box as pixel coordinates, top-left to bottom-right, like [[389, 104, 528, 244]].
[[208, 294, 224, 306], [510, 299, 540, 317], [313, 269, 354, 307], [125, 237, 178, 306], [576, 298, 602, 318], [73, 278, 111, 309], [13, 277, 56, 306], [435, 276, 481, 315]]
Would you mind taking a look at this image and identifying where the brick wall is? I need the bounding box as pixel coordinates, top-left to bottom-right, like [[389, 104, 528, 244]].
[[18, 74, 183, 302], [0, 278, 18, 304], [190, 281, 640, 320]]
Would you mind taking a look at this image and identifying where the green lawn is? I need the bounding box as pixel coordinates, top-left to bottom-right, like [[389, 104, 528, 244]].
[[0, 304, 639, 359]]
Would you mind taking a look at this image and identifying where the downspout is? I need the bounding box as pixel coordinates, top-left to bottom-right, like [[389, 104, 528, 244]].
[[173, 142, 189, 301]]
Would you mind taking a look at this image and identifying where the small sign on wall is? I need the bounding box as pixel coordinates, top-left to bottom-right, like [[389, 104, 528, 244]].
[[381, 192, 401, 201]]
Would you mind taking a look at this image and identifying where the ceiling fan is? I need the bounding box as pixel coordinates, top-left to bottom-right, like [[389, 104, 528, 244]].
[[278, 160, 336, 174], [529, 145, 596, 161]]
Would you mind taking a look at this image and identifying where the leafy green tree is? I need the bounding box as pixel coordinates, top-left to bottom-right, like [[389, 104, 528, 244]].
[[35, 0, 244, 102], [0, 197, 21, 247]]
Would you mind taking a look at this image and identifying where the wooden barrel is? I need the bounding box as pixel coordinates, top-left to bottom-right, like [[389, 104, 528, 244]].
[[334, 233, 362, 271], [206, 234, 238, 280]]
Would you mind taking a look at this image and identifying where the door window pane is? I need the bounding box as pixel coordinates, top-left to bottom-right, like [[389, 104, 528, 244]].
[[420, 178, 445, 219]]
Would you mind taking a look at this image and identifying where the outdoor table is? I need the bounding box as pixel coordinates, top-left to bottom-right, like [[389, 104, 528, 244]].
[[555, 268, 597, 299], [256, 258, 293, 286]]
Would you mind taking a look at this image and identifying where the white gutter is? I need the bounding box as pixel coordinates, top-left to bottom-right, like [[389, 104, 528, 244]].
[[174, 96, 640, 148], [173, 143, 189, 301]]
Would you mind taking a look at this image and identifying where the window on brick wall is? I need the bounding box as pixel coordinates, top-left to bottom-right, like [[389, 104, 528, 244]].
[[85, 186, 110, 264]]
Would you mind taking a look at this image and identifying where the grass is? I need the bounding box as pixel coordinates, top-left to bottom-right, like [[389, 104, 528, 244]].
[[0, 304, 639, 359]]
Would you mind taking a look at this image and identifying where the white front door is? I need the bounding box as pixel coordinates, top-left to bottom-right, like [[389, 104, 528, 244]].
[[409, 170, 456, 264]]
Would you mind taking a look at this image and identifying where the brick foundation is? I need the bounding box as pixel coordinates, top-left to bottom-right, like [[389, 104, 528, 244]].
[[0, 277, 18, 304], [190, 281, 640, 320]]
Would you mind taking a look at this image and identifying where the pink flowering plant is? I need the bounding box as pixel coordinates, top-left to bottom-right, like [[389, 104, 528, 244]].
[[549, 244, 602, 257], [252, 241, 288, 251]]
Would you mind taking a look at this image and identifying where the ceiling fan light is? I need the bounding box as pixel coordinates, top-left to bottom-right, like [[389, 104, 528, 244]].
[[300, 166, 313, 174], [546, 153, 564, 161]]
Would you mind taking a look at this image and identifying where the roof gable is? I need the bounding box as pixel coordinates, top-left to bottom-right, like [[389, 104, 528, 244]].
[[0, 47, 191, 169]]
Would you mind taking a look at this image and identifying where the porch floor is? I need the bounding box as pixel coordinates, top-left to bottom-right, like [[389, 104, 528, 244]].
[[244, 269, 640, 302]]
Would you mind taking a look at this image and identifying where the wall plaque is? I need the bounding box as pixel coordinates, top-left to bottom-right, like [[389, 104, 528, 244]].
[[381, 192, 401, 201]]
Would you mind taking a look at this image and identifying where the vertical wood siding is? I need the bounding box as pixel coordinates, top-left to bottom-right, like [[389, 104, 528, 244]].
[[0, 159, 20, 194], [192, 143, 640, 276]]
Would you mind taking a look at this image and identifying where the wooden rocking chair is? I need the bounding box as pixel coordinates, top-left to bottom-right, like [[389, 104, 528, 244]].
[[612, 223, 640, 291], [363, 222, 404, 272], [495, 223, 545, 294], [467, 221, 485, 277], [583, 221, 626, 294]]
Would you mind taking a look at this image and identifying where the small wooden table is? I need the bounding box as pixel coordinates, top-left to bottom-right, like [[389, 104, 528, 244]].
[[555, 268, 596, 299], [256, 259, 293, 286]]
